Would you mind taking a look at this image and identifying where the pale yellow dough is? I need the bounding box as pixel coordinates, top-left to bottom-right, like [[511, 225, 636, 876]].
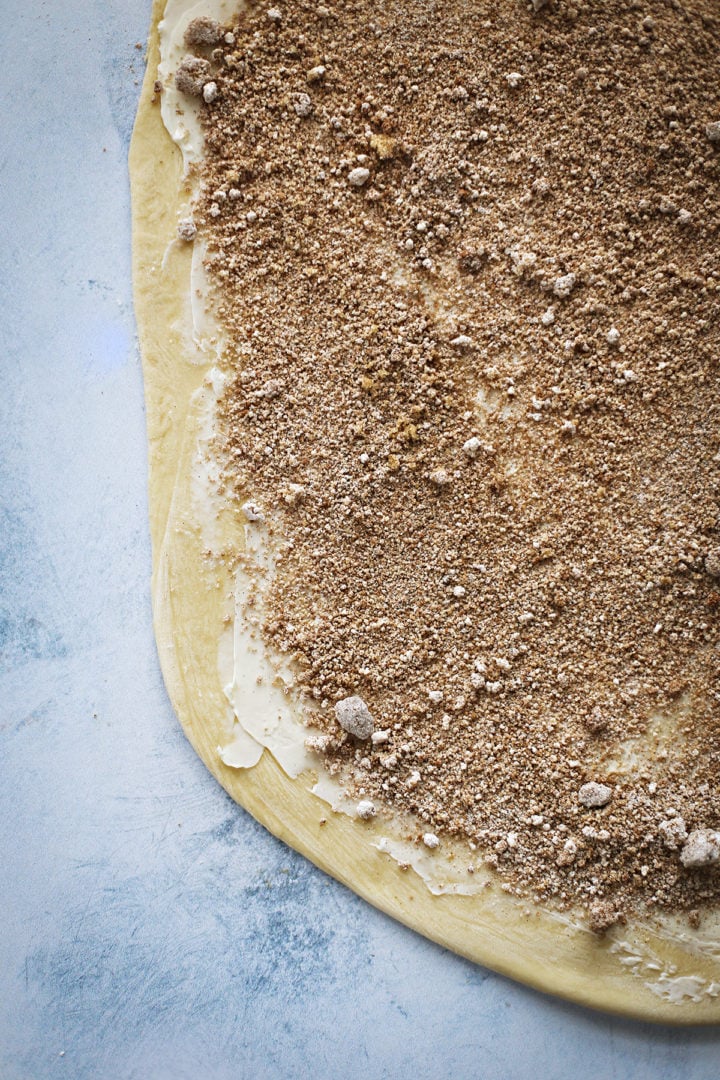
[[130, 0, 720, 1022]]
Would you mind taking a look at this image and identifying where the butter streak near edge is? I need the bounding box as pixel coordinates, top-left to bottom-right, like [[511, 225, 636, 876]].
[[155, 0, 720, 1003]]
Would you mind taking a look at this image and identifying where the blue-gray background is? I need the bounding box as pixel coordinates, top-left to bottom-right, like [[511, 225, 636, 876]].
[[1, 3, 718, 1077]]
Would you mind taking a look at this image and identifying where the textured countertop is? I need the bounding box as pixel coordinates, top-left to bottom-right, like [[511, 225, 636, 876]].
[[1, 2, 718, 1077]]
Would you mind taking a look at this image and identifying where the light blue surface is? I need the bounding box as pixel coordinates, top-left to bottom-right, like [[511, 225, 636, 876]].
[[1, 3, 719, 1078]]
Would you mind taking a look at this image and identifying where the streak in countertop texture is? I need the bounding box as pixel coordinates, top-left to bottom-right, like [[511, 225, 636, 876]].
[[0, 1, 718, 1077]]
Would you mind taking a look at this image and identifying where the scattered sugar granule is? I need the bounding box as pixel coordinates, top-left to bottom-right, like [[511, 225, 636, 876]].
[[371, 729, 390, 745], [556, 838, 577, 866], [347, 167, 371, 187], [174, 56, 211, 97], [578, 782, 612, 808], [606, 326, 620, 346], [254, 378, 283, 400], [505, 72, 523, 89], [177, 218, 197, 242], [305, 733, 332, 753], [293, 93, 313, 118], [453, 585, 466, 598], [241, 500, 265, 522], [541, 307, 555, 326], [282, 482, 306, 506], [428, 689, 444, 703], [450, 335, 473, 349], [184, 16, 225, 47], [430, 468, 451, 487], [680, 829, 720, 869], [658, 816, 688, 850], [334, 695, 374, 739], [307, 65, 326, 83], [423, 833, 440, 849], [267, 8, 282, 22], [706, 121, 720, 143], [553, 272, 577, 299], [356, 799, 376, 820], [510, 248, 537, 275], [589, 900, 624, 935], [406, 770, 422, 789], [202, 81, 218, 104], [462, 436, 482, 458], [582, 826, 610, 842]]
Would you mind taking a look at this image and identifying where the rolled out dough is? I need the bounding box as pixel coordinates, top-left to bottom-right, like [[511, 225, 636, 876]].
[[130, 0, 720, 1022]]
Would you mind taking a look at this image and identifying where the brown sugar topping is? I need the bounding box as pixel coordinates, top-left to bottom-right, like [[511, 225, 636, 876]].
[[179, 0, 720, 923]]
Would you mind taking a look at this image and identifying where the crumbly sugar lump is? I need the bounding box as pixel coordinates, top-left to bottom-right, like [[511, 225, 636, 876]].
[[185, 0, 720, 923]]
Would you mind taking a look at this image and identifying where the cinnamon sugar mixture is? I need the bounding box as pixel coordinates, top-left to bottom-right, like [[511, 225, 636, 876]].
[[176, 0, 720, 923]]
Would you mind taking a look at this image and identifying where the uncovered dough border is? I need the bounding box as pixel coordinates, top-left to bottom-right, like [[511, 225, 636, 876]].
[[130, 0, 720, 1024]]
